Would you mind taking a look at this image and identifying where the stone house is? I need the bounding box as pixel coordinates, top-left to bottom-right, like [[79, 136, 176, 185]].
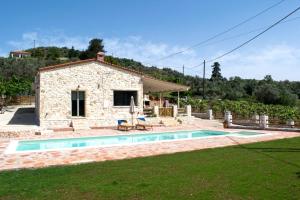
[[10, 50, 31, 58], [35, 52, 189, 130]]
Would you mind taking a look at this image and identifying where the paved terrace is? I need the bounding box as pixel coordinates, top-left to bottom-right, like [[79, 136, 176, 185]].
[[0, 105, 40, 136], [1, 118, 300, 171]]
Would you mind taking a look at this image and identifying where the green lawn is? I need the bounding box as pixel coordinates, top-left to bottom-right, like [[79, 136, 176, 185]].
[[0, 137, 300, 200]]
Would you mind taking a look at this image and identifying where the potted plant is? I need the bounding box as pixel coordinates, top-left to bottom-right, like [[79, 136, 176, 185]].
[[223, 120, 228, 128]]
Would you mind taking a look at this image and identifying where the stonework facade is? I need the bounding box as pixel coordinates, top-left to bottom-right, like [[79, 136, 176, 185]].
[[36, 61, 143, 129]]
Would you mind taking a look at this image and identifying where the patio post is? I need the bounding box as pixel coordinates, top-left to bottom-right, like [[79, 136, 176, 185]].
[[225, 111, 232, 127], [259, 115, 269, 129], [159, 92, 162, 107], [177, 91, 180, 108], [172, 105, 178, 118], [153, 106, 159, 117], [207, 109, 213, 120], [186, 105, 192, 117]]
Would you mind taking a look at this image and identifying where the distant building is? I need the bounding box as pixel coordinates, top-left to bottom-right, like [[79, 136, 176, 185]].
[[10, 50, 31, 58]]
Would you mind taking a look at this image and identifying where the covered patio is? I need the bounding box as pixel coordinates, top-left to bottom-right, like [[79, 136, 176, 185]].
[[142, 76, 190, 117]]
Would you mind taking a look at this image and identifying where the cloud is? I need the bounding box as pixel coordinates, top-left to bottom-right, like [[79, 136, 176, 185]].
[[8, 31, 90, 50], [104, 39, 300, 81], [218, 44, 300, 81], [6, 31, 300, 81], [8, 31, 199, 71], [104, 37, 198, 70]]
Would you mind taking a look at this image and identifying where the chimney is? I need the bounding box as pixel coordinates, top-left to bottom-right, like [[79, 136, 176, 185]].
[[96, 52, 105, 62]]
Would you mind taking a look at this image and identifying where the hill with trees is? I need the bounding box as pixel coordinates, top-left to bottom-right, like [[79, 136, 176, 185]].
[[0, 38, 300, 108]]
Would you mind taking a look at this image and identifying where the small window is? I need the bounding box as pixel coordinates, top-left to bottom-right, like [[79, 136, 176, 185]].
[[113, 91, 138, 106], [71, 91, 85, 117]]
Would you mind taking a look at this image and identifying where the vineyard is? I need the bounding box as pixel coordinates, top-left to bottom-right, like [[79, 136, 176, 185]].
[[183, 99, 300, 126]]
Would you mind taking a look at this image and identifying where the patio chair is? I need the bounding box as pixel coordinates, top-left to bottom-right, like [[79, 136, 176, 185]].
[[136, 117, 154, 131], [117, 120, 134, 131]]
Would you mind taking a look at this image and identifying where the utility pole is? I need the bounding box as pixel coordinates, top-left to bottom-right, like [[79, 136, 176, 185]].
[[33, 40, 36, 49], [202, 60, 206, 99], [110, 52, 114, 64], [182, 65, 185, 75]]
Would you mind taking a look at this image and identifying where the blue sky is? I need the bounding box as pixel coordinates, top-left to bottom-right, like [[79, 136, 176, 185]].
[[1, 0, 300, 80]]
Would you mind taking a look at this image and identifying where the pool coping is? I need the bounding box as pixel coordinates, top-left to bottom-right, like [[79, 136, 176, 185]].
[[1, 127, 300, 171], [4, 130, 271, 154]]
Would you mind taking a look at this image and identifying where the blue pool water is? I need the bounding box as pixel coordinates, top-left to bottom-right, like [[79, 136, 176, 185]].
[[15, 130, 231, 152]]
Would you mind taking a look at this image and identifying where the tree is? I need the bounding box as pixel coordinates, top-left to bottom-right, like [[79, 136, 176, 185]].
[[224, 77, 245, 100], [68, 46, 80, 58], [79, 38, 105, 59], [278, 89, 298, 106], [46, 48, 60, 60], [0, 76, 5, 95], [244, 79, 257, 96], [263, 75, 273, 84], [31, 47, 45, 58], [211, 62, 222, 81], [0, 43, 299, 105], [254, 84, 280, 105]]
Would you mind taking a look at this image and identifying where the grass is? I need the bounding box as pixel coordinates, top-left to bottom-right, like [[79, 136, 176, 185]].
[[0, 137, 300, 200]]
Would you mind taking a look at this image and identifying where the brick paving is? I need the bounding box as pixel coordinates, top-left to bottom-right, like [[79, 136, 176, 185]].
[[0, 119, 299, 171]]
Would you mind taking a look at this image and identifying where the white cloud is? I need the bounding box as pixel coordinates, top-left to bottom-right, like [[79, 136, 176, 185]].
[[8, 31, 90, 51], [8, 31, 199, 71], [104, 37, 199, 71], [218, 44, 300, 81], [108, 40, 300, 81], [6, 31, 300, 81]]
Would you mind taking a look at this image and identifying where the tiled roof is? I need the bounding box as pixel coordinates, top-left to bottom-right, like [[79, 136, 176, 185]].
[[38, 58, 144, 76], [10, 50, 31, 54], [38, 58, 189, 91]]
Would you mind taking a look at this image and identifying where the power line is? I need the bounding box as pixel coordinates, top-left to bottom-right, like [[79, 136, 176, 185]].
[[176, 12, 300, 76], [149, 0, 286, 63], [186, 15, 300, 69], [139, 1, 297, 74], [139, 0, 287, 73], [112, 1, 297, 76], [202, 16, 300, 47], [147, 12, 300, 76], [205, 5, 300, 63], [144, 14, 300, 73]]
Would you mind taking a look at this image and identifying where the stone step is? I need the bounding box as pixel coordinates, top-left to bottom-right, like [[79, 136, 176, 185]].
[[71, 119, 90, 131], [177, 116, 196, 125], [160, 118, 180, 126]]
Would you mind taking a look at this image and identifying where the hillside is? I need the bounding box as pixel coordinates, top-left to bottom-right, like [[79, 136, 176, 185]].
[[0, 43, 300, 107]]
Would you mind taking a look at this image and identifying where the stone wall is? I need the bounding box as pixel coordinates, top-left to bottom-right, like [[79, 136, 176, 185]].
[[35, 74, 40, 125], [37, 61, 143, 128]]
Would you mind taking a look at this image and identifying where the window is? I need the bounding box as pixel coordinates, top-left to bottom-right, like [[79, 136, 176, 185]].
[[113, 91, 138, 106], [71, 91, 85, 117]]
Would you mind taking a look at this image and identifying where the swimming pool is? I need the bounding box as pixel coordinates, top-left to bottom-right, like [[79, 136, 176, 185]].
[[6, 130, 264, 153]]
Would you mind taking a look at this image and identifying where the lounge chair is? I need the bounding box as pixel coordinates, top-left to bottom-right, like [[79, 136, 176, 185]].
[[117, 120, 134, 131], [136, 117, 153, 130]]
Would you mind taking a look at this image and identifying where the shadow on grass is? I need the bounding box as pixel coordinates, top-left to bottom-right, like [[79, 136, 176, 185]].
[[242, 147, 300, 153], [227, 136, 300, 170], [296, 172, 300, 179]]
